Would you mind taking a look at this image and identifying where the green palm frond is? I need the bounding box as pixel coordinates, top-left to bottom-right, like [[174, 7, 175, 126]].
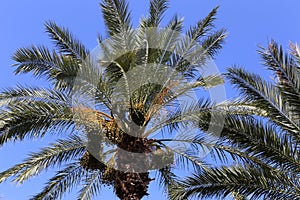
[[12, 46, 84, 90], [100, 0, 135, 58], [200, 28, 227, 58], [171, 7, 226, 76], [0, 94, 73, 145], [220, 116, 300, 173], [0, 86, 70, 105], [155, 19, 184, 64], [226, 67, 300, 135], [70, 59, 112, 109], [30, 162, 86, 200], [137, 14, 183, 69], [0, 135, 85, 184], [194, 109, 300, 173], [12, 45, 80, 89], [143, 0, 169, 27], [101, 0, 132, 36], [186, 6, 219, 41], [45, 21, 89, 61], [173, 149, 206, 171], [155, 166, 177, 196], [259, 41, 299, 90], [144, 97, 212, 136], [169, 166, 300, 200], [12, 45, 60, 77], [146, 75, 223, 120], [77, 170, 102, 200], [259, 41, 300, 123], [158, 135, 259, 168]]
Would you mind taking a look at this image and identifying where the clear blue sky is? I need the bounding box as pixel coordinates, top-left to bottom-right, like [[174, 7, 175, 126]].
[[1, 0, 300, 199]]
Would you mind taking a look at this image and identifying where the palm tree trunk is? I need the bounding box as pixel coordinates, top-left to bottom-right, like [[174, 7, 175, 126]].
[[114, 135, 153, 200], [114, 171, 151, 200]]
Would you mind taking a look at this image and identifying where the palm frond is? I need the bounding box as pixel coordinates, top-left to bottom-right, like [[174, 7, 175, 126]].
[[155, 166, 177, 196], [161, 99, 300, 174], [30, 162, 86, 200], [216, 98, 268, 116], [158, 136, 264, 169], [169, 166, 300, 200], [45, 21, 89, 61], [144, 97, 212, 137], [186, 6, 219, 42], [0, 97, 73, 145], [0, 135, 85, 184], [226, 67, 300, 135], [171, 6, 221, 70], [77, 170, 102, 200], [0, 86, 69, 105], [169, 7, 226, 79], [259, 41, 300, 123], [155, 16, 184, 65], [200, 29, 227, 59], [197, 113, 300, 174], [12, 45, 80, 89], [259, 41, 299, 90], [100, 0, 132, 36], [144, 0, 169, 27], [163, 145, 207, 171]]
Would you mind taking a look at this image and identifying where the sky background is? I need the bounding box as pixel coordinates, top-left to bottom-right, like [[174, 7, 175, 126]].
[[1, 0, 300, 199]]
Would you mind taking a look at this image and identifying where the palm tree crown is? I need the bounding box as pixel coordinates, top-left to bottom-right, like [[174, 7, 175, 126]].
[[0, 0, 226, 199]]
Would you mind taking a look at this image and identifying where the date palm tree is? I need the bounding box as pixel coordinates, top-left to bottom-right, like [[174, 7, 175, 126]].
[[169, 41, 300, 199], [0, 0, 226, 199]]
